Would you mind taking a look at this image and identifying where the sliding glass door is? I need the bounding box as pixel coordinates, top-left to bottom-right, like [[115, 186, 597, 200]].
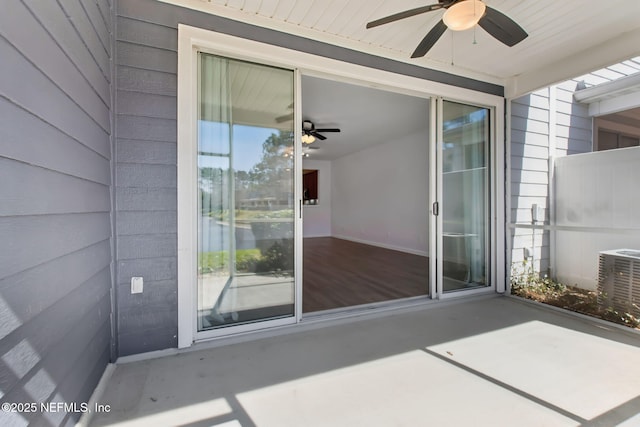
[[197, 53, 296, 331], [438, 100, 490, 293]]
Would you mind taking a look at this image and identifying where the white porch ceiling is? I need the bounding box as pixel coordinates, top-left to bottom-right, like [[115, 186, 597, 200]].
[[164, 0, 640, 97]]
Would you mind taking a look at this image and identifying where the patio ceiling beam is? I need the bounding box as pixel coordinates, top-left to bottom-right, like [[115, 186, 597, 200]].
[[573, 72, 640, 103], [506, 27, 640, 100]]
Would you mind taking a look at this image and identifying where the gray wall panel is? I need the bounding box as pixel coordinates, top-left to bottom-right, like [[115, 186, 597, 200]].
[[116, 115, 177, 142], [0, 159, 110, 216], [117, 16, 178, 51], [118, 327, 177, 357], [116, 163, 176, 188], [117, 66, 176, 96], [0, 1, 110, 131], [117, 41, 177, 73], [0, 241, 111, 341], [58, 0, 111, 75], [118, 304, 177, 335], [0, 269, 110, 412], [116, 279, 177, 311], [0, 0, 113, 424], [116, 211, 177, 236], [117, 257, 176, 286], [97, 0, 112, 30], [116, 91, 177, 119], [83, 0, 111, 54], [116, 187, 177, 211], [0, 214, 110, 278], [0, 99, 111, 185], [0, 38, 110, 159], [22, 0, 111, 104], [117, 234, 177, 260], [117, 139, 177, 165]]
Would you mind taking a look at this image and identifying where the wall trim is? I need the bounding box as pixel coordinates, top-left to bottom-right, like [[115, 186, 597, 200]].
[[331, 235, 429, 257]]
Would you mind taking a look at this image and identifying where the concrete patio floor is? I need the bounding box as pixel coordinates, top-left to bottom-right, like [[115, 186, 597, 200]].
[[90, 296, 640, 427]]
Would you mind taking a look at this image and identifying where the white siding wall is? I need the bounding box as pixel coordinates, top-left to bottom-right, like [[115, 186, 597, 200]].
[[509, 61, 639, 280], [510, 89, 552, 274], [555, 79, 593, 156]]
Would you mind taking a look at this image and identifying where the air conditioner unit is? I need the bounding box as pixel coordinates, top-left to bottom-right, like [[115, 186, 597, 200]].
[[597, 249, 640, 317]]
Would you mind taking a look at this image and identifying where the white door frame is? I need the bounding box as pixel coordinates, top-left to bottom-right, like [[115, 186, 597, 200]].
[[432, 97, 505, 299], [177, 24, 505, 348]]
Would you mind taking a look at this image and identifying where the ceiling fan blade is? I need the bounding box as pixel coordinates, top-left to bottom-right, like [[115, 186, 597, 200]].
[[310, 132, 327, 141], [315, 128, 341, 133], [366, 3, 445, 29], [478, 6, 528, 47], [411, 19, 447, 58], [276, 113, 293, 123]]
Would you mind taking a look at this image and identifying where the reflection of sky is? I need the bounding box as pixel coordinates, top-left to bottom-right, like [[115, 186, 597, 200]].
[[444, 108, 486, 131], [198, 121, 279, 172]]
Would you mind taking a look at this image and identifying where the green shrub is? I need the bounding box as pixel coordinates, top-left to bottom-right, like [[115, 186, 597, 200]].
[[199, 249, 261, 274]]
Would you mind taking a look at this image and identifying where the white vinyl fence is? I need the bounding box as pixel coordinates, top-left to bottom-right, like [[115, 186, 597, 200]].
[[554, 146, 640, 289]]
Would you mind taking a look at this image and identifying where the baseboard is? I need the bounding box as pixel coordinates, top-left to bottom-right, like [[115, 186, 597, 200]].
[[331, 234, 428, 257], [115, 347, 180, 364], [75, 363, 116, 427]]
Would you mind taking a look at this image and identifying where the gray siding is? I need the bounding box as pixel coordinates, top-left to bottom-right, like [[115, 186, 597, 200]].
[[0, 0, 113, 426], [115, 2, 179, 356], [113, 0, 504, 356], [555, 79, 593, 156], [509, 74, 598, 278], [510, 89, 552, 275]]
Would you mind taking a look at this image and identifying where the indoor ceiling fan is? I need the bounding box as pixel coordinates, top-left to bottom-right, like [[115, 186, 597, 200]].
[[366, 0, 528, 58], [302, 120, 340, 144]]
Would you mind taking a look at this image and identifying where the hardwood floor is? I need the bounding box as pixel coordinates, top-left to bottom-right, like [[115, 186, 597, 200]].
[[303, 237, 429, 313]]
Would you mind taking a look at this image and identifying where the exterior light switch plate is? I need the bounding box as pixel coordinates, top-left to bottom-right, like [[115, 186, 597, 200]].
[[131, 277, 143, 294]]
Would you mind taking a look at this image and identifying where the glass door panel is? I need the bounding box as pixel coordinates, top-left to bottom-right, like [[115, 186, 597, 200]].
[[441, 100, 490, 292], [197, 53, 295, 330]]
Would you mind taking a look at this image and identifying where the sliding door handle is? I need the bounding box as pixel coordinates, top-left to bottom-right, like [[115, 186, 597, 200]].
[[432, 202, 439, 216]]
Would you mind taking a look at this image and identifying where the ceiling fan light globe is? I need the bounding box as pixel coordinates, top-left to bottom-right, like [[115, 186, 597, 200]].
[[307, 135, 316, 144], [301, 134, 310, 144], [443, 0, 486, 31]]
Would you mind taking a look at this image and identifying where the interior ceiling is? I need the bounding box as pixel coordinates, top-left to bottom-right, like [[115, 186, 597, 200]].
[[174, 0, 640, 92], [302, 76, 429, 161]]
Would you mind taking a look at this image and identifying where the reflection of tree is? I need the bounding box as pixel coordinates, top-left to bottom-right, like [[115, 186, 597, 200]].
[[243, 130, 294, 204], [199, 129, 294, 214], [199, 166, 227, 214], [198, 129, 294, 275]]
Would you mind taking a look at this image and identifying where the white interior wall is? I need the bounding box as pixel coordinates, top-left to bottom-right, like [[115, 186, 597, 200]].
[[302, 159, 332, 237], [331, 130, 429, 256]]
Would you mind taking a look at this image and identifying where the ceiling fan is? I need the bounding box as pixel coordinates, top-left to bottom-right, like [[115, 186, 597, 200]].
[[366, 0, 528, 58], [302, 120, 340, 143]]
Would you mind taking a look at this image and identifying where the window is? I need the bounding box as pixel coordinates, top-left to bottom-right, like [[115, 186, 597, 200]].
[[597, 129, 640, 151]]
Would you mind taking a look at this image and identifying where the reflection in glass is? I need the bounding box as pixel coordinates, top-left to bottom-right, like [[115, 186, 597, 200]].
[[197, 54, 295, 330], [442, 101, 489, 292]]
